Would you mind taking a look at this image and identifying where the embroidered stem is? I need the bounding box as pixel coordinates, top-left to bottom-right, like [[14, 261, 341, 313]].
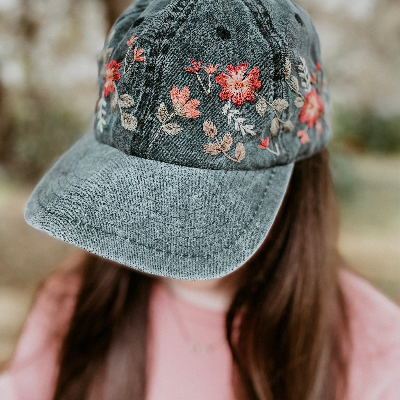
[[96, 94, 107, 133], [266, 143, 280, 156], [149, 112, 176, 147], [214, 136, 237, 162], [195, 72, 210, 94]]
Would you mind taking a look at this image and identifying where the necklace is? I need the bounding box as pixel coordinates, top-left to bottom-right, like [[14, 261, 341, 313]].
[[163, 282, 227, 355]]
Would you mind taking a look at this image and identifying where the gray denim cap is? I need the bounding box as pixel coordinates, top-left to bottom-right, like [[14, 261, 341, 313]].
[[24, 0, 331, 280]]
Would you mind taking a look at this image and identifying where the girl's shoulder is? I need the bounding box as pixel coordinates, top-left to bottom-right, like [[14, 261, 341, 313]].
[[339, 268, 400, 400]]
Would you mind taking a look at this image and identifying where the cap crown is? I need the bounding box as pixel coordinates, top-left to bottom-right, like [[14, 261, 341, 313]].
[[94, 0, 330, 171]]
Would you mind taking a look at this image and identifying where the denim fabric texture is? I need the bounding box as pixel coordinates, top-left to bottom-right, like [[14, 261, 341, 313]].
[[25, 0, 330, 280]]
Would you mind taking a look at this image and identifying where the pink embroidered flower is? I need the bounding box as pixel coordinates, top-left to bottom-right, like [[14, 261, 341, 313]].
[[185, 59, 201, 73], [299, 88, 324, 128], [310, 72, 316, 85], [316, 121, 323, 135], [215, 63, 261, 107], [315, 61, 322, 72], [204, 63, 219, 74], [258, 137, 270, 150], [133, 47, 146, 62], [297, 130, 310, 144], [127, 36, 138, 47], [103, 60, 121, 98], [170, 86, 200, 119]]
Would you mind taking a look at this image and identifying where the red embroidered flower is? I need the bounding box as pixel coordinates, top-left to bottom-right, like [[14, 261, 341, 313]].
[[316, 121, 323, 135], [170, 86, 200, 119], [127, 36, 138, 47], [299, 88, 324, 128], [297, 130, 310, 144], [204, 63, 219, 74], [315, 61, 322, 72], [185, 59, 201, 73], [133, 47, 146, 62], [103, 60, 121, 98], [215, 63, 261, 107], [258, 137, 270, 150]]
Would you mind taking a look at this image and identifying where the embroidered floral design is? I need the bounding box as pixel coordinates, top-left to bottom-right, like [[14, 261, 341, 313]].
[[96, 95, 107, 133], [149, 86, 200, 147], [103, 60, 121, 98], [222, 99, 255, 136], [255, 93, 292, 136], [283, 57, 325, 143], [299, 88, 324, 128], [297, 130, 310, 144], [258, 137, 280, 156], [127, 35, 138, 47], [204, 64, 219, 74], [123, 36, 146, 74], [316, 121, 323, 135], [215, 63, 261, 106], [110, 83, 138, 132], [203, 121, 245, 163], [185, 59, 219, 95]]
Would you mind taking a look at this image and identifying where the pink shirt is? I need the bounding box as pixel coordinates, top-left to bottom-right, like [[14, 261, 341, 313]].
[[1, 263, 399, 400]]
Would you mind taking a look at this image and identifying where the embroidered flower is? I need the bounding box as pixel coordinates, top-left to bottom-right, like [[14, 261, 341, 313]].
[[297, 130, 310, 144], [258, 137, 269, 150], [316, 121, 323, 135], [204, 63, 219, 74], [315, 61, 322, 72], [133, 47, 146, 62], [185, 59, 201, 73], [310, 72, 316, 85], [215, 63, 261, 107], [170, 86, 200, 118], [299, 88, 324, 128], [103, 60, 121, 98], [185, 59, 219, 95], [127, 36, 138, 47]]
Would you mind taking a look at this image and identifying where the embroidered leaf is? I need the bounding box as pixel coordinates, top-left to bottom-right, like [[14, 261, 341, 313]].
[[294, 97, 304, 108], [220, 133, 233, 152], [222, 101, 231, 115], [227, 109, 240, 125], [290, 76, 299, 92], [234, 118, 245, 131], [284, 58, 291, 79], [256, 98, 268, 117], [111, 91, 118, 113], [203, 121, 217, 138], [118, 94, 135, 108], [242, 125, 255, 136], [157, 102, 169, 123], [161, 123, 182, 136], [283, 120, 294, 132], [271, 99, 289, 112], [204, 143, 222, 155], [235, 142, 245, 162], [270, 117, 280, 136], [121, 113, 138, 131]]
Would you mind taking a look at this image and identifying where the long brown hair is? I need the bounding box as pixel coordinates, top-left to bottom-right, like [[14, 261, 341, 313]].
[[53, 149, 351, 400]]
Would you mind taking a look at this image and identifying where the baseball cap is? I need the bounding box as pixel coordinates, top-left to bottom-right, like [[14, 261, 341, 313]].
[[24, 0, 330, 280]]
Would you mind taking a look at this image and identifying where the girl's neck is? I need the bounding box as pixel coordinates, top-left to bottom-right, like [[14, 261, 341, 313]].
[[160, 268, 243, 312]]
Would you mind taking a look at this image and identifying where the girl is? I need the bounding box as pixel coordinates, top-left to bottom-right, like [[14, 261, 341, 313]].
[[1, 0, 399, 399]]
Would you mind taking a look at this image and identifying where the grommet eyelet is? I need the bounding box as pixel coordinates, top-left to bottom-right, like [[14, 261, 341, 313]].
[[216, 26, 231, 40]]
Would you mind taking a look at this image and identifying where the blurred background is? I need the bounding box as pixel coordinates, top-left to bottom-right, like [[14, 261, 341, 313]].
[[0, 0, 399, 365]]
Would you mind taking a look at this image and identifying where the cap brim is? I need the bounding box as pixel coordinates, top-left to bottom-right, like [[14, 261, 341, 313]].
[[25, 130, 294, 280]]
